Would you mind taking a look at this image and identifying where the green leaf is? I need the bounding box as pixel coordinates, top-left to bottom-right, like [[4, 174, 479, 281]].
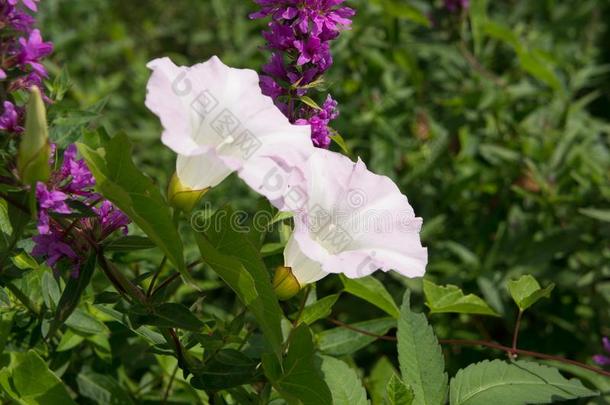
[[77, 134, 187, 280], [449, 360, 597, 405], [299, 96, 322, 110], [296, 294, 340, 325], [262, 325, 332, 405], [65, 308, 108, 335], [94, 304, 165, 346], [77, 372, 135, 405], [341, 275, 400, 318], [483, 20, 520, 50], [0, 311, 14, 354], [397, 291, 447, 405], [385, 374, 414, 405], [319, 355, 368, 405], [41, 271, 60, 310], [48, 254, 96, 338], [135, 303, 205, 331], [517, 50, 562, 92], [0, 350, 77, 404], [369, 357, 397, 405], [330, 130, 352, 156], [0, 198, 12, 255], [318, 317, 396, 356], [191, 349, 260, 390], [507, 275, 555, 311], [578, 207, 610, 222], [195, 206, 283, 357], [542, 360, 610, 392], [56, 329, 85, 352], [423, 280, 499, 316], [469, 0, 489, 56], [373, 0, 430, 27], [102, 235, 156, 252]]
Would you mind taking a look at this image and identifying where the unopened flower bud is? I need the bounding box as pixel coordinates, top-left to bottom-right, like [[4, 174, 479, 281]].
[[17, 86, 50, 185], [168, 173, 208, 213], [272, 266, 301, 300]]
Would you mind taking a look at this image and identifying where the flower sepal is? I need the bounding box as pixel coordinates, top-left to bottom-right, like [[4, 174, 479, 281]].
[[272, 266, 301, 301], [168, 173, 209, 213]]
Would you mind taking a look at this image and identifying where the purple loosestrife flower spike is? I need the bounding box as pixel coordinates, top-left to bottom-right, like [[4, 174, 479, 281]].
[[251, 0, 354, 148], [32, 145, 131, 273], [0, 0, 53, 134]]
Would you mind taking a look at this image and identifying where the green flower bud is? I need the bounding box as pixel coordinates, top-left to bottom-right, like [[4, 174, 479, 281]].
[[17, 86, 51, 186], [272, 266, 301, 300], [168, 173, 208, 213]]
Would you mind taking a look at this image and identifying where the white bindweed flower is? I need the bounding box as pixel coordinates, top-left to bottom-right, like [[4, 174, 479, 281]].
[[145, 56, 313, 207], [282, 149, 428, 287]]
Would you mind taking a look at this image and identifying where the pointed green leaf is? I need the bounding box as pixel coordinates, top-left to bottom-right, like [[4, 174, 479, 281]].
[[318, 317, 396, 356], [341, 275, 400, 318], [423, 280, 499, 316], [369, 357, 397, 405], [579, 207, 610, 222], [319, 355, 368, 405], [385, 374, 414, 405], [77, 134, 187, 280], [296, 294, 340, 325], [102, 235, 156, 252], [299, 95, 322, 110], [135, 303, 205, 331], [507, 275, 554, 311], [65, 307, 108, 335], [48, 254, 96, 338], [449, 360, 597, 405], [191, 349, 260, 390], [0, 350, 77, 404], [262, 325, 332, 405], [77, 372, 135, 405], [372, 0, 430, 27], [195, 207, 283, 356], [397, 291, 447, 405]]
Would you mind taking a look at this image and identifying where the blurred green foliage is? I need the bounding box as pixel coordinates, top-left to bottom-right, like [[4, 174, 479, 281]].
[[4, 0, 605, 402]]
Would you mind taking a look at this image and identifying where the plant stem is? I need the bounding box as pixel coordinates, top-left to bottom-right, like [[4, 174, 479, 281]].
[[512, 310, 523, 354], [162, 364, 179, 404], [147, 256, 167, 297], [440, 339, 610, 377], [292, 285, 311, 328], [97, 252, 147, 305], [328, 318, 396, 341], [326, 317, 610, 378], [150, 259, 201, 298]]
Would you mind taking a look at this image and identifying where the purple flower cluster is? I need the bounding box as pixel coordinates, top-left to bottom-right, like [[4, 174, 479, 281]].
[[593, 336, 610, 367], [32, 145, 130, 274], [0, 0, 53, 133], [251, 0, 354, 148], [295, 94, 338, 148], [444, 0, 469, 12]]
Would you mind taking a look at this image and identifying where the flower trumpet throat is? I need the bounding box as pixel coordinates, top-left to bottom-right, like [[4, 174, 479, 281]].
[[17, 86, 50, 185], [168, 173, 209, 213], [272, 266, 300, 300]]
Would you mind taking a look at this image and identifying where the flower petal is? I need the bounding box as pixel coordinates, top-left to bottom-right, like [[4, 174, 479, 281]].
[[146, 55, 314, 195], [285, 149, 427, 283]]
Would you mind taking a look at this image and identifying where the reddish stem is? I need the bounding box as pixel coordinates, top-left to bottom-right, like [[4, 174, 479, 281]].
[[326, 318, 610, 378]]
